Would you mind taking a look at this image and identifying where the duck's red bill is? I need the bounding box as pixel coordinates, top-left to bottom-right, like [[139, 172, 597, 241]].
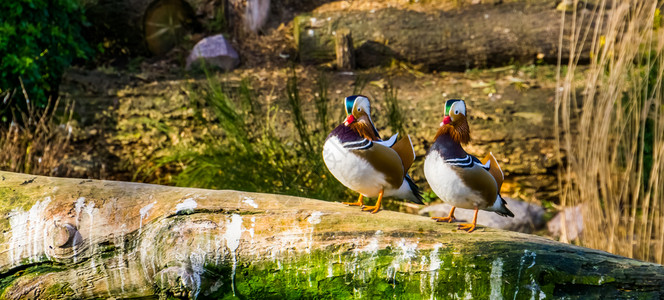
[[344, 114, 355, 125], [442, 116, 452, 125]]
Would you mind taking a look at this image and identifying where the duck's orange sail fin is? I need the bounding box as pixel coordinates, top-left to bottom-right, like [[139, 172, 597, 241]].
[[391, 134, 415, 173], [481, 152, 504, 190]]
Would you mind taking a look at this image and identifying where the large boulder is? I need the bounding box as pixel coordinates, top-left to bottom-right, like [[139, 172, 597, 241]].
[[419, 198, 546, 233], [547, 205, 584, 240]]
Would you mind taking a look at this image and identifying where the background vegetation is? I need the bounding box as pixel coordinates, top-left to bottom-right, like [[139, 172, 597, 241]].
[[135, 68, 415, 203], [556, 1, 664, 263], [2, 0, 664, 265], [0, 0, 91, 118]]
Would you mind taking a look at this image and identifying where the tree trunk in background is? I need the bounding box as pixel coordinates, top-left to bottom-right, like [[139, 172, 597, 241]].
[[0, 171, 663, 299], [295, 2, 597, 70], [82, 0, 214, 55], [335, 28, 355, 70]]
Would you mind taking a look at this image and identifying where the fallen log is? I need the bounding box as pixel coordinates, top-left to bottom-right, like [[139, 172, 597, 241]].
[[0, 171, 663, 299], [295, 2, 597, 70], [83, 0, 200, 55]]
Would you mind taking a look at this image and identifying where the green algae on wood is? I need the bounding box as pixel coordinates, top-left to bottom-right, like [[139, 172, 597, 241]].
[[0, 171, 663, 299]]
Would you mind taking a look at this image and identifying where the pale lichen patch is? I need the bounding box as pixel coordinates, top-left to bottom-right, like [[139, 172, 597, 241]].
[[307, 211, 323, 225], [241, 197, 258, 208], [490, 257, 504, 300], [139, 201, 157, 234], [175, 198, 198, 214], [74, 197, 85, 227], [8, 197, 51, 265], [514, 250, 537, 299], [223, 214, 243, 296]]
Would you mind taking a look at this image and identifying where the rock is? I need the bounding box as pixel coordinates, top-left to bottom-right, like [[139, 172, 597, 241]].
[[185, 34, 240, 71], [547, 205, 584, 241], [419, 198, 546, 233]]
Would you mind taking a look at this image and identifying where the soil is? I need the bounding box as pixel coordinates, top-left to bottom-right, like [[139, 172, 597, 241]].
[[56, 0, 584, 211]]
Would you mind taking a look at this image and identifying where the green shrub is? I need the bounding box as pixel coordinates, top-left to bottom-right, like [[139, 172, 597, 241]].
[[0, 0, 92, 116]]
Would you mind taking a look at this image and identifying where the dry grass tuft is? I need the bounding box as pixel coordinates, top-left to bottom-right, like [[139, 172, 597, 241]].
[[556, 0, 664, 263], [0, 95, 75, 177]]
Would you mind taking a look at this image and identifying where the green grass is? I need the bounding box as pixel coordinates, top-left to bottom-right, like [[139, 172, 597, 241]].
[[139, 68, 352, 201]]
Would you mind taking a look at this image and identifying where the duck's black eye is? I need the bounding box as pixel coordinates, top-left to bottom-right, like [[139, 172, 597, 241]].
[[358, 108, 362, 112], [455, 109, 459, 114]]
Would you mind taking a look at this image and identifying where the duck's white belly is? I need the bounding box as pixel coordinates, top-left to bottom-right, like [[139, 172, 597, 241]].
[[323, 137, 387, 197], [423, 152, 484, 209]]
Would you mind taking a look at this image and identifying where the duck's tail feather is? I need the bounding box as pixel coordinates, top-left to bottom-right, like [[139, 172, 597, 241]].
[[404, 175, 424, 204], [494, 195, 514, 218]]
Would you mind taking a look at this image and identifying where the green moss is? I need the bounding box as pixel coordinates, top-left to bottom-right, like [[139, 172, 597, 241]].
[[154, 238, 661, 300], [194, 245, 499, 299], [41, 282, 75, 299], [0, 263, 64, 297]]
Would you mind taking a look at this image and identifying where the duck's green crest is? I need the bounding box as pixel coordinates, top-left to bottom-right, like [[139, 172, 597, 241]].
[[444, 99, 463, 116], [345, 95, 368, 115]]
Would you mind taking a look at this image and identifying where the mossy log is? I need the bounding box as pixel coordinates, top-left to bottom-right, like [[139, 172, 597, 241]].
[[295, 2, 596, 70], [1, 171, 663, 299]]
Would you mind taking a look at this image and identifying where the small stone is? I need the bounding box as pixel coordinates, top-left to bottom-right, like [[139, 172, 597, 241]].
[[186, 34, 240, 72]]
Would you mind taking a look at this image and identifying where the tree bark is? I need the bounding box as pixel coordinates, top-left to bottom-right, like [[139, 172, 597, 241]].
[[0, 171, 663, 299], [295, 2, 597, 71]]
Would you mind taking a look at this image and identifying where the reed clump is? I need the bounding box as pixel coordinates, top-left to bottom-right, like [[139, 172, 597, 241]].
[[556, 0, 664, 263]]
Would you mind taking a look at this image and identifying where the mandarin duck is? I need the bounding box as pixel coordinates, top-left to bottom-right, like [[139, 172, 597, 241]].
[[423, 99, 513, 232], [323, 95, 424, 213]]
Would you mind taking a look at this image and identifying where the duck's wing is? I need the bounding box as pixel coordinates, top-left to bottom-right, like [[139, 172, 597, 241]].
[[454, 162, 499, 206], [480, 152, 504, 190], [356, 143, 405, 189], [390, 134, 415, 173]]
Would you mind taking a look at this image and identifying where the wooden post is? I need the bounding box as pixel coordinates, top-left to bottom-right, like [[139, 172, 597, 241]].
[[335, 28, 355, 70]]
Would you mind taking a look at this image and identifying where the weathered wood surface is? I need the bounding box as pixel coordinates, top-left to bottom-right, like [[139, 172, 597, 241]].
[[1, 171, 663, 299], [295, 2, 597, 70]]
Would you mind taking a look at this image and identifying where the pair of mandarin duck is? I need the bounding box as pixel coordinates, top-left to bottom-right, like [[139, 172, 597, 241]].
[[323, 95, 513, 233]]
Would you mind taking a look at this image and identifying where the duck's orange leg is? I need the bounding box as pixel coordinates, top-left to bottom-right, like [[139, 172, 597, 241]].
[[362, 189, 383, 214], [432, 206, 457, 223], [343, 194, 364, 206], [458, 208, 479, 233]]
